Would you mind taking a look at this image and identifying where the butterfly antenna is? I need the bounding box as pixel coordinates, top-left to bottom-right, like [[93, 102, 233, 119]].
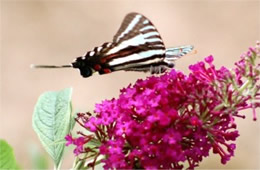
[[30, 64, 72, 69]]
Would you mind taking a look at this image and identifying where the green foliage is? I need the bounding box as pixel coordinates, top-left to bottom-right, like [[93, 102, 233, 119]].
[[31, 151, 49, 170], [29, 143, 49, 169], [0, 139, 19, 169], [32, 88, 73, 169]]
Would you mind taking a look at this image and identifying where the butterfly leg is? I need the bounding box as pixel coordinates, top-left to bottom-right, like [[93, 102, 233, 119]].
[[150, 65, 168, 74]]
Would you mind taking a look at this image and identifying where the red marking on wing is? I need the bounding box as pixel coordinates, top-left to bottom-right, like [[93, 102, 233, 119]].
[[100, 53, 118, 63], [101, 54, 118, 63], [94, 64, 102, 71], [100, 58, 106, 64], [103, 68, 112, 73]]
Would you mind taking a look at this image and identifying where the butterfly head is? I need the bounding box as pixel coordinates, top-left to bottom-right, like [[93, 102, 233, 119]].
[[72, 57, 94, 78]]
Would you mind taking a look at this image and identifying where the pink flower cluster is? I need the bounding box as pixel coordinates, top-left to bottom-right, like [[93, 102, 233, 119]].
[[66, 43, 260, 169]]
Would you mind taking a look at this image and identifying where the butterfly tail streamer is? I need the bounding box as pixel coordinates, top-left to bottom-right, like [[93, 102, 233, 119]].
[[164, 45, 194, 66]]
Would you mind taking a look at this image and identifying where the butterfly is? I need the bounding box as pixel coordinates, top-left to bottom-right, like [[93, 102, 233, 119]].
[[32, 12, 194, 78]]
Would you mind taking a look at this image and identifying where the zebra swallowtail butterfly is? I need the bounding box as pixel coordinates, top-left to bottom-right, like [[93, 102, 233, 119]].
[[32, 12, 194, 78]]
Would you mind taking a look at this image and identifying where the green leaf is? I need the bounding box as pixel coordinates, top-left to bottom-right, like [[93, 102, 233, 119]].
[[32, 153, 49, 170], [32, 88, 73, 169], [69, 103, 76, 131], [0, 139, 19, 169], [29, 143, 49, 169]]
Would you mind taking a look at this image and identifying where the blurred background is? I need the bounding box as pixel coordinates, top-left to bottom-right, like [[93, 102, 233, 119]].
[[1, 0, 260, 169]]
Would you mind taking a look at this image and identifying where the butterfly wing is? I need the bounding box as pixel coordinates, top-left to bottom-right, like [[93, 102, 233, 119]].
[[101, 13, 167, 71], [164, 45, 194, 66], [72, 13, 193, 77], [113, 12, 165, 48], [119, 45, 194, 73]]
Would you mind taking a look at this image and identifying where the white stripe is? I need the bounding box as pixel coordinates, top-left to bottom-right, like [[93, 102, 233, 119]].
[[106, 34, 163, 56], [108, 49, 165, 66], [142, 31, 160, 38], [113, 57, 163, 70], [116, 15, 142, 41], [140, 25, 156, 32], [104, 42, 112, 48], [106, 34, 145, 55], [89, 51, 95, 56], [153, 44, 164, 47], [143, 19, 149, 24], [97, 46, 103, 52], [145, 38, 163, 43]]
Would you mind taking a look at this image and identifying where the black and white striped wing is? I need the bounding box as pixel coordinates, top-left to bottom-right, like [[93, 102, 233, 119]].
[[113, 13, 165, 48], [103, 13, 166, 71]]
